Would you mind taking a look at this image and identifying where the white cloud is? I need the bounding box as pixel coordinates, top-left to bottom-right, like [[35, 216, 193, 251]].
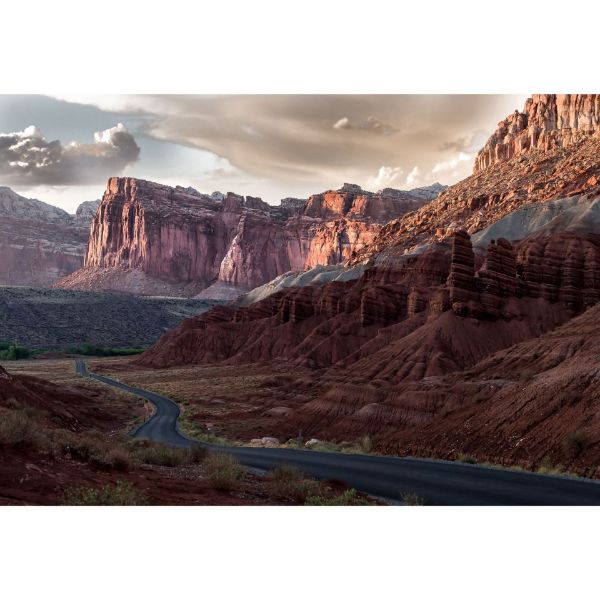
[[333, 117, 350, 130], [405, 165, 421, 187], [367, 165, 404, 190], [93, 122, 129, 145], [432, 151, 472, 175]]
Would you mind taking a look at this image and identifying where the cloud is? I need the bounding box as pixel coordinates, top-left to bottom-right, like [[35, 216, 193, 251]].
[[51, 94, 527, 200], [439, 130, 488, 153], [333, 115, 397, 135], [367, 166, 404, 190], [430, 152, 474, 182], [0, 123, 140, 185], [333, 117, 350, 130], [432, 152, 472, 175], [405, 165, 421, 187]]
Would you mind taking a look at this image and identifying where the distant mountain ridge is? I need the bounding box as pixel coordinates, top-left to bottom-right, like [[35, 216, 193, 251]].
[[0, 187, 100, 287]]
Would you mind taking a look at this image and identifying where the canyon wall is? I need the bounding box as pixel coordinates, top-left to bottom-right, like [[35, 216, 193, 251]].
[[140, 228, 600, 371], [475, 94, 600, 172], [0, 187, 99, 287], [351, 97, 600, 265], [58, 177, 435, 296]]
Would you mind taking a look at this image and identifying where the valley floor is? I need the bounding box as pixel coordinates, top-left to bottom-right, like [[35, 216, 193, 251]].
[[8, 351, 600, 483], [0, 358, 376, 505]]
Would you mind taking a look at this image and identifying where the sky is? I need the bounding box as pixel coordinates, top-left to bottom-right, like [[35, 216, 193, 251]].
[[0, 94, 527, 213]]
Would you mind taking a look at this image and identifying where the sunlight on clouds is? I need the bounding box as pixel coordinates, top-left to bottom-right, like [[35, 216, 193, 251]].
[[367, 166, 404, 190], [405, 166, 421, 187]]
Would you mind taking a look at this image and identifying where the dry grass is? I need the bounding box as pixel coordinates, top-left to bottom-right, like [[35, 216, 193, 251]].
[[203, 453, 244, 492], [455, 453, 478, 464], [400, 492, 426, 506], [133, 443, 207, 467], [90, 361, 320, 441], [268, 465, 322, 503], [0, 408, 45, 448], [63, 481, 148, 506], [305, 489, 374, 506], [50, 430, 138, 471]]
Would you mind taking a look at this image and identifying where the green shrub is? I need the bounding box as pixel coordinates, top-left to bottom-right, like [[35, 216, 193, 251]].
[[305, 489, 373, 506], [203, 453, 244, 492], [63, 481, 148, 506], [0, 344, 31, 360], [189, 444, 209, 463], [66, 344, 146, 357], [306, 440, 342, 452]]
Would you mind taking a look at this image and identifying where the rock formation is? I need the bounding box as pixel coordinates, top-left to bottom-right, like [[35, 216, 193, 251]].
[[475, 94, 600, 172], [139, 227, 600, 371], [127, 95, 600, 475], [57, 177, 432, 297], [350, 96, 600, 265], [0, 187, 99, 287]]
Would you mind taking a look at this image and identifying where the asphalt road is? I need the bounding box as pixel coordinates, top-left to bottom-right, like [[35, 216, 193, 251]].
[[76, 360, 600, 505]]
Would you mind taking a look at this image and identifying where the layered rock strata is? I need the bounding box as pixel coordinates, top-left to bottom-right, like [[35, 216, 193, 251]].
[[57, 177, 434, 296], [351, 96, 600, 265], [139, 228, 599, 374], [475, 94, 600, 172], [0, 187, 99, 287]]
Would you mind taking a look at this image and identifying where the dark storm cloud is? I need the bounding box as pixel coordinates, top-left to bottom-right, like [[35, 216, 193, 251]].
[[0, 123, 140, 185]]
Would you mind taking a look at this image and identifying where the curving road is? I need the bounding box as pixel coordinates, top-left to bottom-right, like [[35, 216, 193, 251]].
[[76, 360, 600, 505]]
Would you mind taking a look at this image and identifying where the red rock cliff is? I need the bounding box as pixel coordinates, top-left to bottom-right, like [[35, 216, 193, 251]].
[[475, 94, 600, 172], [60, 177, 430, 296]]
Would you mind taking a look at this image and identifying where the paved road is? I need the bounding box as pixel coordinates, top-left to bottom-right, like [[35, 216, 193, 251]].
[[76, 360, 600, 505]]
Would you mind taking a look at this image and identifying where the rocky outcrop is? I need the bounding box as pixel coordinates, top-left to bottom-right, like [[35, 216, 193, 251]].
[[351, 128, 600, 265], [139, 228, 600, 374], [0, 186, 72, 223], [0, 187, 99, 287], [57, 177, 431, 297], [475, 94, 600, 172], [73, 199, 101, 225], [446, 230, 476, 307]]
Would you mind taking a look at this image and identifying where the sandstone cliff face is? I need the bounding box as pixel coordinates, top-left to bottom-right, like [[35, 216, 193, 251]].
[[138, 228, 600, 469], [352, 127, 600, 265], [131, 95, 600, 472], [348, 95, 600, 267], [0, 187, 99, 287], [59, 177, 431, 296], [475, 94, 600, 172], [140, 228, 598, 371]]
